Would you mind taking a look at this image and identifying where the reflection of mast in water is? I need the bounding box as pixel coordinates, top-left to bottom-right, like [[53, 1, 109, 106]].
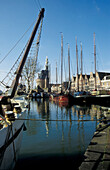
[[90, 105, 97, 120], [72, 105, 86, 152], [90, 105, 103, 128], [61, 106, 73, 153], [68, 109, 72, 152], [60, 107, 65, 154], [81, 118, 85, 151], [56, 104, 58, 131], [27, 99, 30, 114], [61, 107, 64, 141], [45, 121, 49, 136], [44, 100, 50, 136], [69, 108, 72, 124], [36, 99, 50, 136], [77, 118, 86, 153], [77, 121, 81, 153], [91, 105, 102, 128]]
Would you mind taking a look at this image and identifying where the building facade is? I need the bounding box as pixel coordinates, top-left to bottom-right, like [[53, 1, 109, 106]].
[[71, 71, 110, 92], [36, 56, 49, 89], [101, 75, 110, 90]]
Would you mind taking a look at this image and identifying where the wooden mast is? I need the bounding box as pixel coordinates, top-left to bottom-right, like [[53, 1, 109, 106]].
[[80, 42, 83, 91], [10, 8, 45, 98], [68, 44, 70, 83], [76, 37, 79, 91], [81, 42, 83, 75], [68, 43, 71, 92], [56, 62, 58, 92], [56, 62, 58, 85], [94, 32, 96, 90], [61, 33, 63, 93]]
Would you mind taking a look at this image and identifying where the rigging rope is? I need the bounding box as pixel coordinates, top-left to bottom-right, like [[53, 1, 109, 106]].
[[37, 0, 42, 9], [7, 117, 105, 122], [34, 0, 40, 10], [0, 19, 36, 65], [0, 10, 44, 93], [22, 17, 43, 91], [0, 41, 28, 89]]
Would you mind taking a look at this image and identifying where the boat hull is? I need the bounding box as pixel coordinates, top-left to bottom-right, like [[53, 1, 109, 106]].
[[58, 94, 75, 106], [0, 110, 26, 170], [85, 95, 110, 106], [75, 94, 110, 106]]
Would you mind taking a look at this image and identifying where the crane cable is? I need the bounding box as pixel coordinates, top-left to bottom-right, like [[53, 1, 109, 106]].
[[0, 19, 37, 65]]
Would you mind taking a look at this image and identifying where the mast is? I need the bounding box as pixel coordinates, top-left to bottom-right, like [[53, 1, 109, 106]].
[[94, 32, 96, 90], [10, 8, 45, 98], [56, 61, 58, 92], [76, 37, 79, 91], [68, 44, 70, 82], [61, 33, 63, 93], [56, 62, 58, 84], [81, 42, 83, 91], [81, 42, 83, 75], [68, 43, 71, 92]]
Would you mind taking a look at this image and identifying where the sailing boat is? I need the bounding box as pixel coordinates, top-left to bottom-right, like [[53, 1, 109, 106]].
[[73, 41, 91, 103], [0, 8, 45, 169], [86, 33, 110, 106], [58, 35, 74, 105]]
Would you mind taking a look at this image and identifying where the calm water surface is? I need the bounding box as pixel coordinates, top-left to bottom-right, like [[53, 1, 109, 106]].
[[15, 99, 103, 169]]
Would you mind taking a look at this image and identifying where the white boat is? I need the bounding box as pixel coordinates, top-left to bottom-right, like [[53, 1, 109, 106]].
[[0, 97, 27, 170], [0, 8, 45, 169]]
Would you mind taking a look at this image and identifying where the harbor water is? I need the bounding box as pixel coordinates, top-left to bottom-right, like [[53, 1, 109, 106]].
[[14, 99, 103, 169]]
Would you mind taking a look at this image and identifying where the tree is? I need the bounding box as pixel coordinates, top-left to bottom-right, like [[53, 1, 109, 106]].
[[22, 58, 41, 93]]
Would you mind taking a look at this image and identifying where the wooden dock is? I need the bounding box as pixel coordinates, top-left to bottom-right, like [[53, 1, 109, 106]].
[[79, 121, 110, 170]]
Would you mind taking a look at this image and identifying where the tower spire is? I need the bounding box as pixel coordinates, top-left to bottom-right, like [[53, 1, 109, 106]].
[[45, 56, 48, 70]]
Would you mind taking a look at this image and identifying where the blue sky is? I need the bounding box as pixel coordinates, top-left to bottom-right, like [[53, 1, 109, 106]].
[[0, 0, 110, 84]]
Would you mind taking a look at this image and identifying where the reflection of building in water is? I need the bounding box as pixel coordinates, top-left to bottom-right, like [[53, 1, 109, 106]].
[[36, 99, 50, 136], [36, 99, 50, 119], [90, 105, 102, 120], [72, 105, 90, 120], [71, 104, 103, 122]]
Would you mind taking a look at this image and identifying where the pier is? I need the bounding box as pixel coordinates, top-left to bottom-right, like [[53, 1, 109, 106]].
[[79, 116, 110, 170]]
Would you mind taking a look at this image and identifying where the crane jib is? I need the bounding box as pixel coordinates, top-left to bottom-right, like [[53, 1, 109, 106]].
[[10, 8, 45, 98]]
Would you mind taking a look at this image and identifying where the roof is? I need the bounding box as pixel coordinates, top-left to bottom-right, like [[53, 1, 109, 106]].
[[38, 69, 48, 79], [97, 72, 110, 80], [73, 74, 90, 80]]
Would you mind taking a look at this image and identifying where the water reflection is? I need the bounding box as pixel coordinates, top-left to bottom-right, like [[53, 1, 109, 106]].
[[15, 99, 107, 169], [35, 99, 103, 121], [28, 99, 105, 144]]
